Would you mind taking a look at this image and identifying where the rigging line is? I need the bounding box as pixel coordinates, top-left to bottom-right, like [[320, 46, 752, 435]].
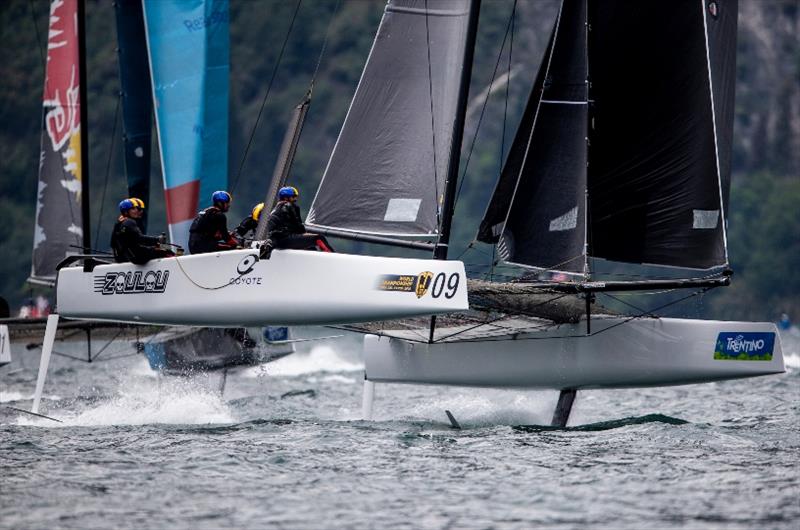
[[91, 351, 143, 363], [87, 326, 124, 362], [173, 253, 258, 290], [599, 292, 658, 317], [230, 0, 303, 195], [308, 0, 342, 93], [95, 92, 122, 249], [454, 0, 517, 209], [28, 0, 46, 70], [423, 0, 441, 231], [435, 291, 576, 342], [476, 287, 713, 343]]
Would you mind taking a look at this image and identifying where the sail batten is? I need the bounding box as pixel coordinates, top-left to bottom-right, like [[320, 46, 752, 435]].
[[308, 0, 473, 237]]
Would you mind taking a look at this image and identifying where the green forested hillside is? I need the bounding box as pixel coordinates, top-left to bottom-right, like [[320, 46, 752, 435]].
[[0, 0, 797, 321]]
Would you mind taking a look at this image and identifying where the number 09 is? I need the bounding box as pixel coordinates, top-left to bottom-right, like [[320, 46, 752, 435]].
[[431, 272, 460, 299]]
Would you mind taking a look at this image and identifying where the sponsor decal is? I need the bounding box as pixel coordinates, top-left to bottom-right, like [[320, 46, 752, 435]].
[[230, 254, 262, 285], [183, 9, 228, 33], [237, 254, 258, 275], [415, 271, 433, 298], [714, 332, 775, 361], [376, 271, 461, 300], [94, 270, 169, 295], [377, 274, 416, 293]]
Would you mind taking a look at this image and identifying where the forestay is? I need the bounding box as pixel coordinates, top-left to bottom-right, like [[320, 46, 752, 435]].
[[308, 0, 473, 237]]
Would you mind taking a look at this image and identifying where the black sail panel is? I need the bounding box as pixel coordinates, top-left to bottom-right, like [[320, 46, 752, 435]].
[[479, 0, 588, 274], [477, 28, 555, 245], [308, 0, 471, 236], [587, 0, 733, 269]]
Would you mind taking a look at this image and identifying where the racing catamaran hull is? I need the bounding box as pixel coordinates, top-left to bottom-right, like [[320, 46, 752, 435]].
[[364, 317, 785, 389], [57, 249, 468, 326]]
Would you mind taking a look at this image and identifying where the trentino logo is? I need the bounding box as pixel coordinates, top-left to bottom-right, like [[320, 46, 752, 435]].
[[94, 270, 169, 295], [714, 332, 775, 361]]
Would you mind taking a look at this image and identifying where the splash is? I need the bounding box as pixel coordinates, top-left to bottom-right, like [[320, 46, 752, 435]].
[[245, 345, 363, 378], [784, 353, 800, 370], [14, 376, 234, 427], [1, 391, 61, 404], [396, 390, 553, 427]]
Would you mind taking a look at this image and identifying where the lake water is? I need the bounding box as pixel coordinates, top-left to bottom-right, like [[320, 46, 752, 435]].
[[1, 328, 798, 529]]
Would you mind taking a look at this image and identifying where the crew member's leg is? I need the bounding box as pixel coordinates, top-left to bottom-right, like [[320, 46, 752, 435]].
[[273, 234, 320, 250]]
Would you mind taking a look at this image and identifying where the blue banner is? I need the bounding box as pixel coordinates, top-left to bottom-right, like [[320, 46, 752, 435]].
[[143, 0, 229, 248], [714, 332, 775, 361]]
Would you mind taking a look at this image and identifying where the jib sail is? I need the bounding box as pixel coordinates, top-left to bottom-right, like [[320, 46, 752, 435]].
[[308, 0, 473, 237]]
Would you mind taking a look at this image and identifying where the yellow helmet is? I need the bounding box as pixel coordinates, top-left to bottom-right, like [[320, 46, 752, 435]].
[[252, 202, 265, 221], [119, 197, 145, 212]]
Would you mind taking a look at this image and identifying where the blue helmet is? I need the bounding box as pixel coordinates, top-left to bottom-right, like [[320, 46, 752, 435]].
[[278, 186, 299, 200], [119, 197, 145, 213], [212, 190, 232, 205]]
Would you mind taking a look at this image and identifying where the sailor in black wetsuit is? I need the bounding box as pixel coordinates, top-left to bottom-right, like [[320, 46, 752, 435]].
[[110, 198, 173, 264], [188, 190, 239, 254], [267, 187, 333, 252], [232, 202, 265, 245]]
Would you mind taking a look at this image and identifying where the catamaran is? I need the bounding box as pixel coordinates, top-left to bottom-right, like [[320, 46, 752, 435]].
[[303, 0, 785, 426]]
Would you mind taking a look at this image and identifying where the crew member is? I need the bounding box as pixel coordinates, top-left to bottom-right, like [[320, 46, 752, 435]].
[[267, 186, 333, 252], [189, 190, 239, 254], [110, 198, 174, 264], [233, 202, 265, 244]]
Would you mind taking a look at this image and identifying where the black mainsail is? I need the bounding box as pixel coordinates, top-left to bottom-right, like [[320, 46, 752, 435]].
[[479, 0, 735, 273], [308, 0, 473, 237]]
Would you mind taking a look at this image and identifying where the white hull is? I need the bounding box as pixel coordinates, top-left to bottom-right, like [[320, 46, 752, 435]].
[[364, 316, 785, 389], [57, 250, 467, 327]]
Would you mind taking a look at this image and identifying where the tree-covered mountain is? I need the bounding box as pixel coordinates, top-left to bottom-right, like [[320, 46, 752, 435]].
[[0, 0, 797, 321]]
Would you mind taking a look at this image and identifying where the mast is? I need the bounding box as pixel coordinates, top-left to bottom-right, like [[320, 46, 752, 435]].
[[255, 94, 311, 241], [77, 0, 91, 270], [429, 0, 480, 342], [434, 0, 481, 261]]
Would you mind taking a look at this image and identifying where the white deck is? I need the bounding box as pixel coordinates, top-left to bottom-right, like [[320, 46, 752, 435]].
[[57, 249, 467, 327]]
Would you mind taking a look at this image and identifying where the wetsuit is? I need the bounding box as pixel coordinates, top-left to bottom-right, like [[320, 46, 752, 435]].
[[267, 201, 333, 252], [110, 217, 172, 265], [233, 215, 259, 243], [188, 206, 238, 254]]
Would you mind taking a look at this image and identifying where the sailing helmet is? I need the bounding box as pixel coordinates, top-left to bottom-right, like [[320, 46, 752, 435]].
[[212, 190, 232, 205], [278, 186, 299, 200], [252, 202, 265, 221], [119, 197, 145, 213]]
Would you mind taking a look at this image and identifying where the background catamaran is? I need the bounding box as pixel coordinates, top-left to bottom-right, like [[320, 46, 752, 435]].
[[301, 0, 785, 426], [22, 0, 299, 376]]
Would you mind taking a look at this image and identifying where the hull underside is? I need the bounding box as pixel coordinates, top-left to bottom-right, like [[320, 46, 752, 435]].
[[363, 316, 785, 389]]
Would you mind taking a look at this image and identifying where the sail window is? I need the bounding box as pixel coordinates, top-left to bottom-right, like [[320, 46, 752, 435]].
[[693, 209, 720, 229], [549, 207, 578, 232], [384, 199, 422, 223]]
